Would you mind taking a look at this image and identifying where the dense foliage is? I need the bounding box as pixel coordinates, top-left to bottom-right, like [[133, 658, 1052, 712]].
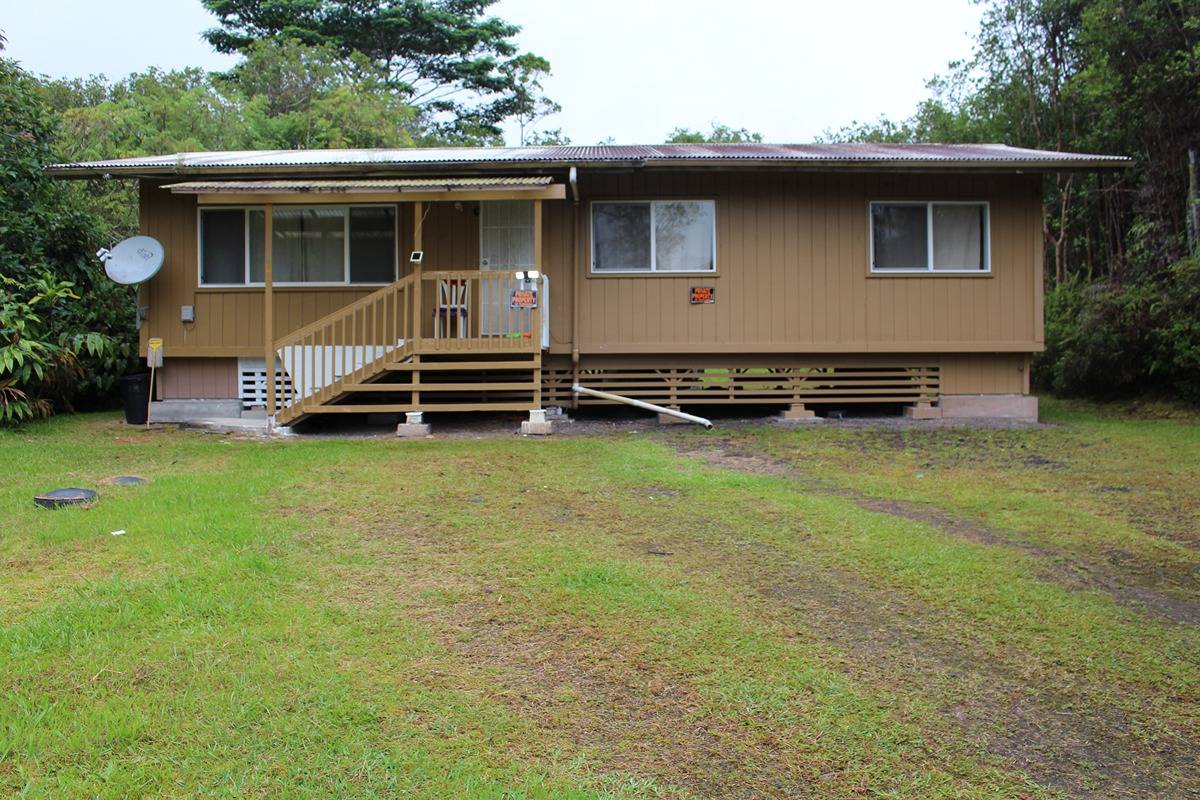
[[0, 58, 121, 421], [826, 0, 1200, 400]]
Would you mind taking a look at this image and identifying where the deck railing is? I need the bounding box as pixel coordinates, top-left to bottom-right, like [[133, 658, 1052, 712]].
[[419, 270, 543, 352], [269, 269, 543, 419]]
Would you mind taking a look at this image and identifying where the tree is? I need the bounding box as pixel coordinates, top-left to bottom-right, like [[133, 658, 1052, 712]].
[[0, 58, 122, 420], [201, 0, 555, 140], [666, 124, 763, 144]]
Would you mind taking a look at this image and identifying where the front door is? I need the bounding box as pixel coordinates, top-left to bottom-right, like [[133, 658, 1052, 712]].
[[479, 200, 534, 335]]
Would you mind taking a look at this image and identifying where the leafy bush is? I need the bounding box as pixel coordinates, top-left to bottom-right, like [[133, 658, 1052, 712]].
[[1037, 257, 1200, 402], [0, 275, 112, 422]]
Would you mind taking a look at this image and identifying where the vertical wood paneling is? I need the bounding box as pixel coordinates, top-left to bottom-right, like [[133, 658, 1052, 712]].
[[159, 358, 237, 399], [141, 172, 1043, 360]]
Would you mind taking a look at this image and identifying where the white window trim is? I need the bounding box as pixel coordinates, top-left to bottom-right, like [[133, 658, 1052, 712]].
[[868, 200, 991, 274], [197, 204, 400, 288], [589, 199, 717, 274]]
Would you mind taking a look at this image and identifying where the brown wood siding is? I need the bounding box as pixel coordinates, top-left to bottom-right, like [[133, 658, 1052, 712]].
[[139, 171, 1042, 361], [559, 171, 1042, 355], [940, 354, 1029, 394], [157, 357, 238, 399]]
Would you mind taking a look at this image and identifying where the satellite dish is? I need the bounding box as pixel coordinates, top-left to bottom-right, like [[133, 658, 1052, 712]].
[[97, 236, 164, 284]]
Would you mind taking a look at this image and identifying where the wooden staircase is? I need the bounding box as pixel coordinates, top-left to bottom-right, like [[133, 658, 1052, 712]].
[[272, 271, 543, 427]]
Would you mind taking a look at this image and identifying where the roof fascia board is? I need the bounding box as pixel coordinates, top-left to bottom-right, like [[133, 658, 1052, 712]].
[[44, 157, 1130, 179]]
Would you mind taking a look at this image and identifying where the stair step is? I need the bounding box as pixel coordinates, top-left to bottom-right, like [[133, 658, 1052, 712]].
[[385, 360, 537, 371], [341, 381, 537, 392], [298, 401, 535, 414]]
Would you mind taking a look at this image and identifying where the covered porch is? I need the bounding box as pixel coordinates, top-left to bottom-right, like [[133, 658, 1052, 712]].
[[165, 176, 565, 428]]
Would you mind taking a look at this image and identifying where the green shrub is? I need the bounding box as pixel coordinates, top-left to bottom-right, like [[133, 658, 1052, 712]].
[[1037, 258, 1200, 402], [0, 275, 112, 422]]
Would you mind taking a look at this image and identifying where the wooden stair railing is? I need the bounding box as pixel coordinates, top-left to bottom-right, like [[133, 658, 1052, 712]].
[[273, 274, 416, 424], [271, 270, 545, 425]]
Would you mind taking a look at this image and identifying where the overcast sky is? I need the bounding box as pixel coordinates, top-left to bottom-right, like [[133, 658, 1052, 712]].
[[2, 0, 983, 146]]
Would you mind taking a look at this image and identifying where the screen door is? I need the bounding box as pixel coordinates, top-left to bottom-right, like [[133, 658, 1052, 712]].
[[479, 200, 534, 335]]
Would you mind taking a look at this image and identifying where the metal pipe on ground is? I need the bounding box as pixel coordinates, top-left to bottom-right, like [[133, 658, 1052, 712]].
[[572, 384, 714, 429]]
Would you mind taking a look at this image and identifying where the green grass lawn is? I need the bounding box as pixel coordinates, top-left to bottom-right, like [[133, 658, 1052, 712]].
[[1, 403, 1197, 798]]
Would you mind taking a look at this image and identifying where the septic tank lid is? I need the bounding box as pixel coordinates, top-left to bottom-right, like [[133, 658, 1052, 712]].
[[34, 487, 97, 509]]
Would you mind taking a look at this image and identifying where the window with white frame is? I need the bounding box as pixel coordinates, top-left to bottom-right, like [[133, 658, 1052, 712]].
[[199, 205, 397, 286], [869, 201, 990, 272], [591, 200, 716, 273]]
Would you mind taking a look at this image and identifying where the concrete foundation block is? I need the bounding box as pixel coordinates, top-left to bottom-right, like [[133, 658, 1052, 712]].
[[779, 404, 820, 423], [656, 406, 690, 425], [520, 409, 554, 436], [149, 399, 243, 423], [904, 402, 943, 420], [939, 394, 1038, 422], [397, 411, 431, 437], [395, 423, 432, 438]]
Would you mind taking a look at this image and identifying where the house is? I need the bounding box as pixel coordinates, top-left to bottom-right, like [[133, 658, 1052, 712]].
[[47, 143, 1127, 429]]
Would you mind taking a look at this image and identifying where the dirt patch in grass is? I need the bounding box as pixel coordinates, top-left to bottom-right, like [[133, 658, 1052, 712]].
[[657, 436, 1197, 798], [439, 601, 806, 799], [672, 436, 1200, 626], [729, 541, 1181, 799]]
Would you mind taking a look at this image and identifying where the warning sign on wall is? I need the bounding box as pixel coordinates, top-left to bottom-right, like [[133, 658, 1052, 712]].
[[690, 286, 715, 304], [510, 288, 538, 309]]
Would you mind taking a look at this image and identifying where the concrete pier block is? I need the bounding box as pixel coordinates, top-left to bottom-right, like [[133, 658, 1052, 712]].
[[396, 410, 432, 437], [520, 408, 554, 435]]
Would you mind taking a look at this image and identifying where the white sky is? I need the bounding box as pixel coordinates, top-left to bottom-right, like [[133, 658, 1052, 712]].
[[2, 0, 983, 146]]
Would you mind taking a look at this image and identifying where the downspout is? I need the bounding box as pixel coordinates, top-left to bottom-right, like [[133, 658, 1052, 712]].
[[569, 166, 582, 407], [572, 384, 713, 429]]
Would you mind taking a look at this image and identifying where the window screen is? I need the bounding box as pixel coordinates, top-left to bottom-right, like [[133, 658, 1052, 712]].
[[871, 204, 928, 270], [273, 207, 345, 283], [200, 205, 398, 285], [655, 201, 715, 271], [200, 209, 247, 284], [932, 204, 986, 270], [870, 202, 989, 272], [592, 200, 715, 273], [349, 207, 396, 283], [593, 203, 652, 272], [248, 210, 266, 283], [480, 200, 534, 269]]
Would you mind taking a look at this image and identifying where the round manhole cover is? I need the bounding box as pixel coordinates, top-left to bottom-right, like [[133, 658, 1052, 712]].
[[34, 488, 98, 509], [112, 476, 148, 485]]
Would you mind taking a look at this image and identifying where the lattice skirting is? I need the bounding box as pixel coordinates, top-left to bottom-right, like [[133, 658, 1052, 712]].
[[542, 357, 939, 408]]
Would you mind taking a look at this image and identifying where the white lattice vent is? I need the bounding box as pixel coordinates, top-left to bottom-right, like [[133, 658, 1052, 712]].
[[237, 358, 292, 411]]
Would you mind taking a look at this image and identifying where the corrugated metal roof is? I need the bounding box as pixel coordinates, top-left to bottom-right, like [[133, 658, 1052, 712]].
[[46, 143, 1130, 177], [162, 176, 554, 193]]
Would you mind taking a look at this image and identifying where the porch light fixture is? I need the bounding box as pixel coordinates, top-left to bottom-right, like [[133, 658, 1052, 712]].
[[514, 271, 525, 280]]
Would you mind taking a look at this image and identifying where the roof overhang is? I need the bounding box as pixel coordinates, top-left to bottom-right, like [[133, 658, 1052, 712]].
[[44, 143, 1133, 179], [163, 176, 567, 204]]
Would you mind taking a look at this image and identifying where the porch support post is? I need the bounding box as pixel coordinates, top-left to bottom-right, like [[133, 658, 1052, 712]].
[[532, 199, 543, 409], [411, 202, 423, 410], [264, 203, 275, 419], [412, 201, 423, 352]]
